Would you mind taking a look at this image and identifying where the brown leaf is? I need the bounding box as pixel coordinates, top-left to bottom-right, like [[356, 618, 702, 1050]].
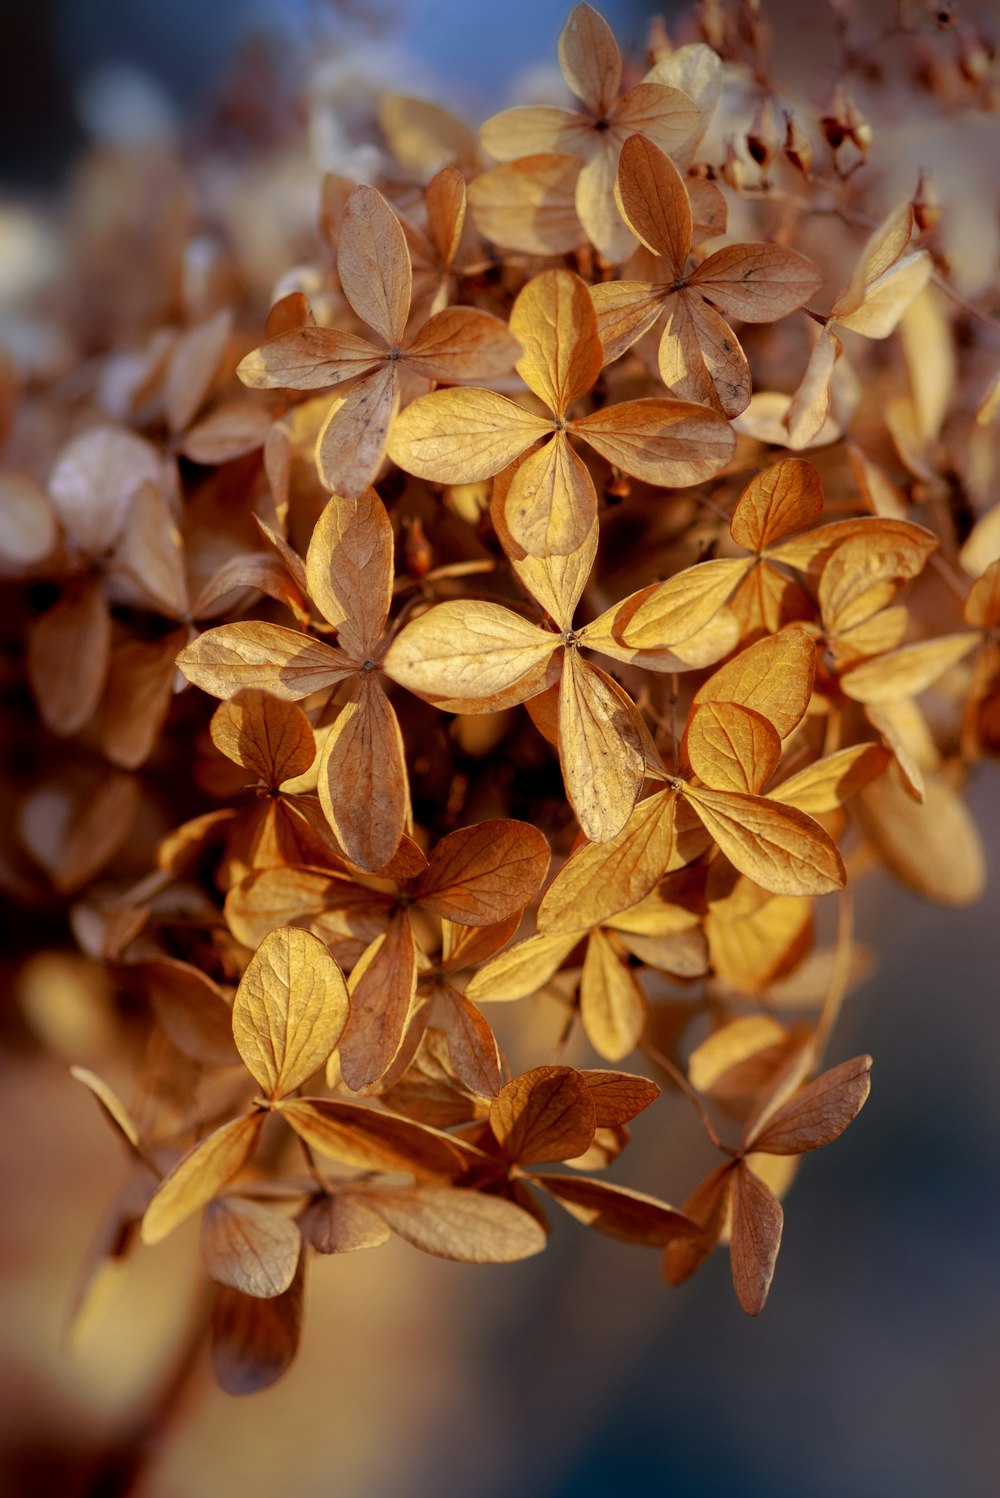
[[48, 425, 161, 556], [468, 154, 584, 257], [211, 1257, 304, 1395], [338, 912, 417, 1090], [489, 1065, 597, 1164], [232, 925, 349, 1098], [316, 363, 400, 497], [614, 133, 690, 275], [100, 631, 185, 770], [436, 985, 502, 1097], [383, 600, 556, 706], [579, 1069, 660, 1126], [729, 1160, 783, 1316], [122, 957, 238, 1067], [28, 578, 111, 737], [661, 1163, 733, 1286], [572, 397, 735, 489], [413, 820, 550, 926], [748, 1055, 873, 1155], [201, 1198, 301, 1298], [689, 243, 823, 322], [317, 675, 408, 873], [210, 690, 316, 788], [531, 1173, 697, 1244]]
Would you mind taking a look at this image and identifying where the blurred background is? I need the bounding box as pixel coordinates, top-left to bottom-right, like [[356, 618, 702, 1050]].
[[2, 2, 1000, 1496]]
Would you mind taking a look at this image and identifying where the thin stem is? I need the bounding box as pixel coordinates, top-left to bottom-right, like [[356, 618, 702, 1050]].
[[643, 1040, 730, 1154]]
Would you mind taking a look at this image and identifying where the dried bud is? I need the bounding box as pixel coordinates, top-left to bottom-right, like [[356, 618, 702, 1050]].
[[746, 98, 780, 170], [844, 95, 873, 153], [912, 169, 941, 236], [958, 27, 993, 84], [820, 83, 850, 151], [783, 112, 813, 176], [721, 138, 747, 191], [403, 516, 433, 579]]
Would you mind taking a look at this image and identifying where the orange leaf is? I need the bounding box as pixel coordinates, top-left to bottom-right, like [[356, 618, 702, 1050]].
[[489, 1065, 597, 1164]]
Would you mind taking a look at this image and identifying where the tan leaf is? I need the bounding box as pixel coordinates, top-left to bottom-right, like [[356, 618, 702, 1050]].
[[504, 429, 597, 557], [278, 1096, 465, 1177], [580, 927, 647, 1061], [590, 279, 668, 364], [141, 1114, 263, 1245], [559, 2, 621, 114], [28, 578, 111, 737], [537, 789, 677, 934], [558, 654, 645, 842], [572, 397, 735, 488], [620, 558, 746, 648], [706, 880, 813, 995], [840, 633, 978, 703], [378, 93, 478, 175], [177, 622, 352, 700], [370, 1186, 546, 1262], [232, 926, 349, 1098], [689, 243, 823, 322], [614, 133, 690, 274], [316, 363, 400, 497], [661, 1163, 733, 1286], [688, 1015, 787, 1093], [659, 293, 752, 417], [164, 309, 232, 432], [48, 425, 161, 556], [479, 106, 592, 162], [684, 701, 782, 795], [692, 627, 816, 738], [579, 1069, 660, 1125], [467, 154, 585, 256], [836, 251, 932, 338], [110, 479, 187, 617], [317, 675, 407, 872], [770, 744, 890, 814], [492, 482, 597, 632], [404, 306, 521, 382], [299, 1192, 390, 1253], [0, 473, 57, 565], [123, 957, 238, 1068], [100, 631, 185, 770], [680, 783, 846, 896], [305, 488, 393, 657], [201, 1199, 301, 1298], [532, 1173, 697, 1245], [436, 986, 502, 1097], [489, 1065, 597, 1164], [511, 268, 604, 416], [854, 766, 985, 906], [729, 458, 825, 554], [19, 770, 139, 895], [387, 385, 551, 483], [465, 932, 579, 1003], [338, 184, 411, 346], [70, 1065, 141, 1152], [413, 820, 550, 925], [338, 912, 417, 1090], [210, 690, 316, 788], [730, 1159, 783, 1315], [383, 601, 556, 704], [179, 401, 272, 465], [237, 327, 382, 391]]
